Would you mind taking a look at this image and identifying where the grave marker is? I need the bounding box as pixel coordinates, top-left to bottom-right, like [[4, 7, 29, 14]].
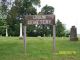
[[70, 26, 78, 41]]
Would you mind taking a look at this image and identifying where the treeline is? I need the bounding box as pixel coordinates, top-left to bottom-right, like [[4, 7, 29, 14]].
[[0, 0, 69, 37]]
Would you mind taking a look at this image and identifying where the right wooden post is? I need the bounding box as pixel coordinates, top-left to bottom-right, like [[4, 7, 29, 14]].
[[52, 15, 56, 51], [53, 25, 56, 51]]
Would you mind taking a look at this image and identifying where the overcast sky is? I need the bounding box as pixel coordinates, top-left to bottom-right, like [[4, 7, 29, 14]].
[[37, 0, 80, 34]]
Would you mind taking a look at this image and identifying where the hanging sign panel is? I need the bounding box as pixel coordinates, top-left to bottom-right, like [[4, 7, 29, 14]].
[[24, 15, 55, 25]]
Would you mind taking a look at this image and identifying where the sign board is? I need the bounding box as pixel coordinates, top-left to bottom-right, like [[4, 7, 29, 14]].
[[23, 15, 56, 52], [24, 15, 55, 25]]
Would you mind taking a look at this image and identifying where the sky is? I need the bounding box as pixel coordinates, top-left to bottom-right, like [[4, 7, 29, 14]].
[[37, 0, 80, 34]]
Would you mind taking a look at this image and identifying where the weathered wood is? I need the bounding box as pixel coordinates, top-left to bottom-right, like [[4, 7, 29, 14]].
[[23, 26, 27, 52], [23, 14, 56, 53], [24, 15, 55, 25], [53, 25, 56, 51]]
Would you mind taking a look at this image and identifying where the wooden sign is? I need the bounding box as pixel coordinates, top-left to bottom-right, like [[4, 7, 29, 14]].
[[23, 15, 56, 52], [24, 15, 55, 25]]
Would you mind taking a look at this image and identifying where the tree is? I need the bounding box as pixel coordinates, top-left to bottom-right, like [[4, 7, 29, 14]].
[[6, 0, 40, 36], [0, 0, 10, 36], [41, 5, 54, 15], [37, 5, 54, 36], [0, 0, 40, 36], [65, 30, 70, 37], [14, 0, 40, 16], [56, 19, 65, 37]]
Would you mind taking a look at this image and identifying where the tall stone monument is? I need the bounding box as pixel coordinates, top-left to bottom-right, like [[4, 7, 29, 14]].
[[70, 26, 78, 41]]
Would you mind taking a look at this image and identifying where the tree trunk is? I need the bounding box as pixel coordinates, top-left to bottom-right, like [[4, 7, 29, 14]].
[[6, 27, 8, 37], [19, 23, 23, 39]]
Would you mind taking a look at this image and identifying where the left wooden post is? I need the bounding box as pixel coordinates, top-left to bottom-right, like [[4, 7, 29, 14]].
[[23, 25, 26, 52]]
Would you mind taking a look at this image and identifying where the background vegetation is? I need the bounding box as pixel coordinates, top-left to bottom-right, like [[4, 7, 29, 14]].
[[0, 0, 69, 37]]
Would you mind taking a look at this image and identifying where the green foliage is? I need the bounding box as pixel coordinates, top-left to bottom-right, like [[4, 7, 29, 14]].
[[35, 5, 54, 37], [0, 19, 6, 36], [0, 19, 4, 26], [15, 0, 40, 15], [65, 30, 70, 37], [41, 5, 54, 15], [0, 27, 5, 36], [1, 0, 7, 13], [27, 25, 53, 37], [5, 0, 40, 36], [0, 0, 69, 37], [56, 19, 65, 37], [0, 0, 11, 36]]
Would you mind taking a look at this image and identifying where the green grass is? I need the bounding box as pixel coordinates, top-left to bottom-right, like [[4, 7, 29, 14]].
[[0, 37, 80, 60]]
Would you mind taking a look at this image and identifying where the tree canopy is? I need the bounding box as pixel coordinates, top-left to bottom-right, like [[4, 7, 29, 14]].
[[0, 0, 69, 37], [41, 5, 54, 15], [56, 19, 65, 37], [0, 0, 40, 36]]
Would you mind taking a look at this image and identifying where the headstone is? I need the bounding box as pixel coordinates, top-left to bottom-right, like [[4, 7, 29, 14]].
[[70, 26, 78, 41]]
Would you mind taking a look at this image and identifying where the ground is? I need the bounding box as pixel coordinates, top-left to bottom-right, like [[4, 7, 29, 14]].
[[0, 37, 80, 60]]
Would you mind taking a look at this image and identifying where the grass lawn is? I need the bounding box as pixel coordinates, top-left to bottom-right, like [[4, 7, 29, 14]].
[[0, 37, 80, 60]]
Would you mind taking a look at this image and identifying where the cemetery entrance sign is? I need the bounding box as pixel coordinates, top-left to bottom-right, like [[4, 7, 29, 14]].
[[23, 15, 56, 51], [24, 15, 55, 25]]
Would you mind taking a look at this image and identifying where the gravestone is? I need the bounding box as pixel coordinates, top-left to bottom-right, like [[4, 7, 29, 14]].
[[70, 26, 78, 41]]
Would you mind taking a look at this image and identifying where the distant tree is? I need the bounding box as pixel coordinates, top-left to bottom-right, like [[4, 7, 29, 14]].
[[41, 5, 54, 15], [65, 30, 70, 37], [37, 5, 54, 36], [14, 0, 40, 17], [0, 0, 12, 36], [6, 0, 40, 36], [0, 0, 40, 36], [56, 19, 65, 37]]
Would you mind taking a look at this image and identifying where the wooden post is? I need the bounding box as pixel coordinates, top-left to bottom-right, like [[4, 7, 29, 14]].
[[23, 25, 26, 52], [53, 25, 56, 51]]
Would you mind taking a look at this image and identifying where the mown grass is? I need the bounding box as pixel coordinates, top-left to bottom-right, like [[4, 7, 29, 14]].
[[0, 37, 80, 60]]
